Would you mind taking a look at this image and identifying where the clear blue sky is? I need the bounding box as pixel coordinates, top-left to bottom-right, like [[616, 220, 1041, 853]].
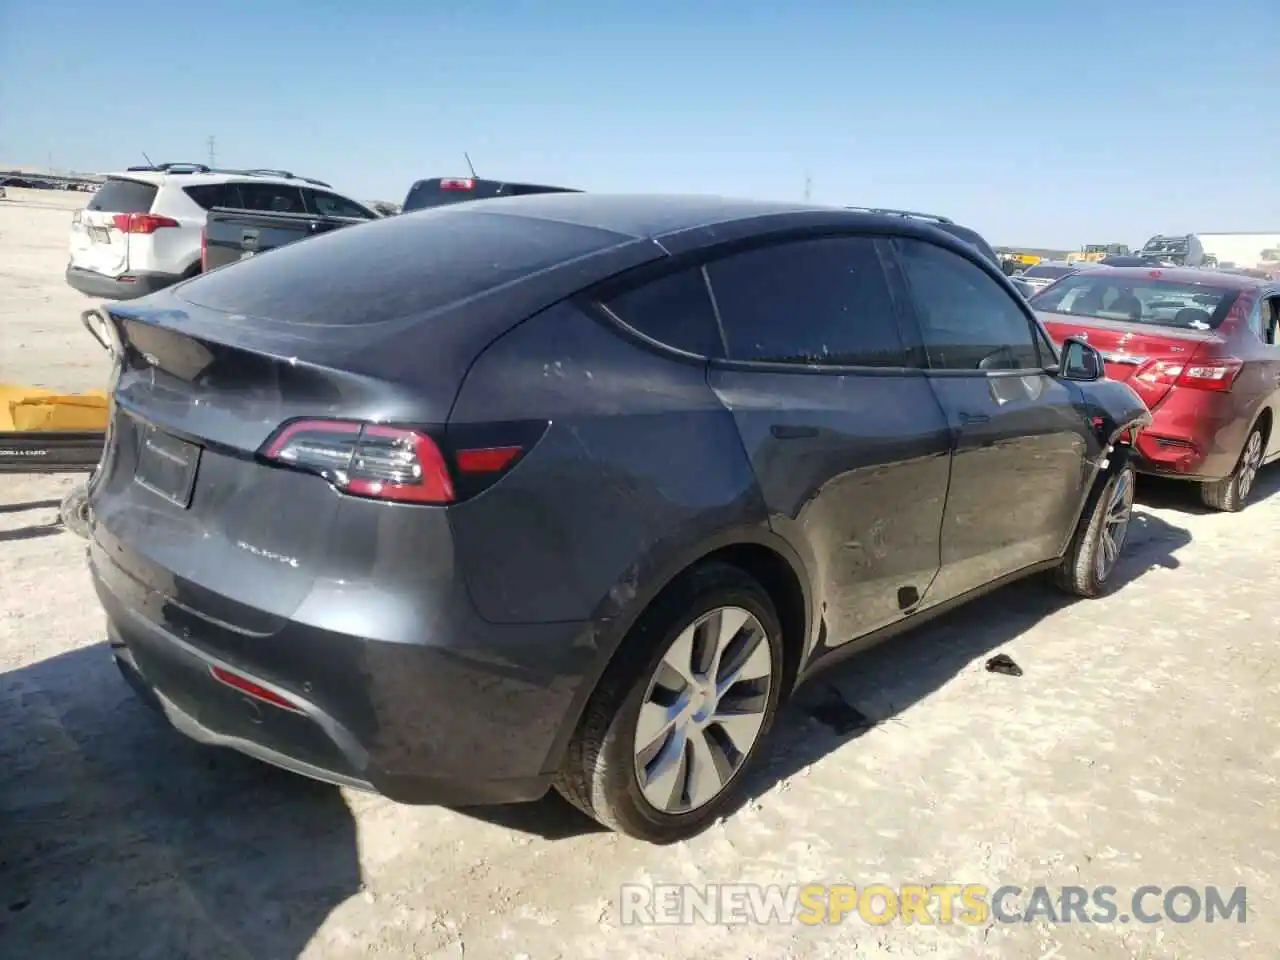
[[2, 0, 1276, 247]]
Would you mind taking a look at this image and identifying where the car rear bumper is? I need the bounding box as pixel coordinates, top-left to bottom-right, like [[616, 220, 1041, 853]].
[[65, 265, 184, 300], [90, 535, 596, 806], [1130, 388, 1252, 481]]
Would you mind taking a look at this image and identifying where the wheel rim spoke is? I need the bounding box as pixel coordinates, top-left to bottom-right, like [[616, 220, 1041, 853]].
[[639, 726, 688, 810], [686, 729, 729, 809]]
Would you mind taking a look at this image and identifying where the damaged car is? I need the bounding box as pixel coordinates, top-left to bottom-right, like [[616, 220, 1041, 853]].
[[85, 194, 1151, 843]]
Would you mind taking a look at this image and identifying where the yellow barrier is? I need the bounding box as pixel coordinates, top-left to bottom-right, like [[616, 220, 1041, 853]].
[[0, 384, 110, 433]]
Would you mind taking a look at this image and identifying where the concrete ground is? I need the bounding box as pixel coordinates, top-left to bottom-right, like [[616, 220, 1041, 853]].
[[1, 188, 1276, 960]]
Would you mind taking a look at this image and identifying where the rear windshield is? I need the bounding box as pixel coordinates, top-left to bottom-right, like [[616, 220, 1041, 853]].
[[175, 206, 625, 326], [1029, 273, 1238, 330], [1022, 264, 1074, 279], [402, 178, 575, 213], [87, 178, 157, 213]]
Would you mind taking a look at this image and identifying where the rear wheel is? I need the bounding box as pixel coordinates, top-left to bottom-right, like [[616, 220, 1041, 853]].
[[554, 563, 784, 843], [1200, 424, 1265, 512], [58, 483, 91, 539], [1054, 463, 1136, 598]]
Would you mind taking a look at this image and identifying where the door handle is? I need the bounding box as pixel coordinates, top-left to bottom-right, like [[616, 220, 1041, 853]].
[[771, 425, 818, 440], [958, 412, 991, 425]]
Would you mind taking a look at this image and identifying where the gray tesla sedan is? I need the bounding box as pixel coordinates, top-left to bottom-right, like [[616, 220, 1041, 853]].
[[85, 193, 1150, 843]]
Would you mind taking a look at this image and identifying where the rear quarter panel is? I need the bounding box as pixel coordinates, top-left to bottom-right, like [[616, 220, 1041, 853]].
[[446, 300, 768, 626]]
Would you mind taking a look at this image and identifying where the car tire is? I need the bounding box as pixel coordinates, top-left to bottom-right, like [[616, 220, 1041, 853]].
[[58, 483, 91, 539], [1054, 462, 1136, 598], [554, 562, 785, 843], [1199, 423, 1265, 513]]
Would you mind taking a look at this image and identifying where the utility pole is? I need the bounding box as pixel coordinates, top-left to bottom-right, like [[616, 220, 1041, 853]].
[[803, 173, 812, 202], [206, 136, 217, 167]]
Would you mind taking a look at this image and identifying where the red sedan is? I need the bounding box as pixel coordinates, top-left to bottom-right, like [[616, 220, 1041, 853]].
[[1031, 266, 1280, 511]]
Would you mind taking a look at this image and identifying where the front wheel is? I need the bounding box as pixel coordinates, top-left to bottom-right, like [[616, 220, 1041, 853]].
[[554, 563, 784, 843], [1054, 463, 1136, 598], [1199, 424, 1265, 512]]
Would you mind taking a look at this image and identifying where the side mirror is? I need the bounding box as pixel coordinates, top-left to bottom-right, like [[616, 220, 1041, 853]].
[[1060, 337, 1103, 382], [1011, 278, 1034, 298]]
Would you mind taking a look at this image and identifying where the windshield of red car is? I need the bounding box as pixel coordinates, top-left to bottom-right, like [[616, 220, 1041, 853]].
[[1029, 274, 1238, 330]]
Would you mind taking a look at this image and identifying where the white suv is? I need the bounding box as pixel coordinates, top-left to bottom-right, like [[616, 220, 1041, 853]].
[[66, 163, 380, 300]]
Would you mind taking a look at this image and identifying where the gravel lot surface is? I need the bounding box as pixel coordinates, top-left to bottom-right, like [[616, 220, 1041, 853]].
[[2, 188, 1277, 959]]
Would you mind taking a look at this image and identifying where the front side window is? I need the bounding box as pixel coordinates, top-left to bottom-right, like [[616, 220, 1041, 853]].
[[896, 238, 1039, 371], [705, 236, 908, 367], [308, 190, 375, 219]]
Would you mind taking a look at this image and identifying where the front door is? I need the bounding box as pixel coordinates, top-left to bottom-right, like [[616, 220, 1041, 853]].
[[703, 234, 953, 647], [891, 236, 1094, 603]]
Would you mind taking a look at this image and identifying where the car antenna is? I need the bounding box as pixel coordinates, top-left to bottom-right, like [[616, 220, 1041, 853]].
[[141, 151, 156, 167], [464, 152, 478, 178]]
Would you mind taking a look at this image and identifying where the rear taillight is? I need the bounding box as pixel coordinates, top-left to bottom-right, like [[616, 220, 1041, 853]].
[[111, 213, 180, 234], [200, 227, 208, 271], [262, 420, 454, 504], [1134, 357, 1243, 392], [259, 418, 544, 505], [440, 178, 475, 192]]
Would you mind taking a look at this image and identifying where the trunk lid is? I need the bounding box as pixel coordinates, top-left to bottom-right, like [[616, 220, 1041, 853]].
[[89, 292, 469, 624], [69, 177, 157, 277], [1037, 311, 1220, 408]]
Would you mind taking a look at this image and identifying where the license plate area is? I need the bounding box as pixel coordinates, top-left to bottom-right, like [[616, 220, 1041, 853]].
[[134, 424, 201, 508], [89, 225, 112, 244]]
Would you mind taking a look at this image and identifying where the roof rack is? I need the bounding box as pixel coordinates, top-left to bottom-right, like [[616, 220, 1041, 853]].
[[844, 206, 955, 225], [120, 162, 332, 188], [126, 161, 212, 173], [227, 167, 332, 188]]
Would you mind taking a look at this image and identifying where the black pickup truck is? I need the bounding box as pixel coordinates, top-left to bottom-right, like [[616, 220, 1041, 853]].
[[201, 208, 373, 271]]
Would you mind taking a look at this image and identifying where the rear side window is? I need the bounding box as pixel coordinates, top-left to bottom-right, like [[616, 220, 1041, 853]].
[[87, 178, 157, 213], [896, 238, 1039, 371], [601, 268, 719, 356], [183, 183, 243, 210], [176, 208, 626, 326], [306, 190, 375, 219], [706, 236, 908, 367], [237, 182, 306, 214]]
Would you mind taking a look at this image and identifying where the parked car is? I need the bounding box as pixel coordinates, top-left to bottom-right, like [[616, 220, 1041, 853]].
[[201, 207, 372, 271], [66, 162, 378, 300], [401, 175, 579, 213], [1015, 259, 1087, 295], [86, 194, 1149, 843], [1031, 266, 1280, 510]]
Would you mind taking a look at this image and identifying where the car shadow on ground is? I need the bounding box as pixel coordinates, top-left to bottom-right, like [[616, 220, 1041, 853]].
[[1134, 461, 1280, 515], [460, 506, 1194, 840], [0, 644, 361, 960]]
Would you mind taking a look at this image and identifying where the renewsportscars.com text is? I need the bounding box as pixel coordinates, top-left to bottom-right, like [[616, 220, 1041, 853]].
[[620, 883, 1247, 926]]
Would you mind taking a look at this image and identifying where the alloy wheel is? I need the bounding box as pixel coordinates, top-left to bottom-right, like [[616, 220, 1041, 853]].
[[633, 606, 773, 815], [1237, 430, 1264, 503], [1095, 469, 1135, 582]]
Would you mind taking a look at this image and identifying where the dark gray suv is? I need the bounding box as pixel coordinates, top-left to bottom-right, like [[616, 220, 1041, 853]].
[[87, 194, 1150, 843]]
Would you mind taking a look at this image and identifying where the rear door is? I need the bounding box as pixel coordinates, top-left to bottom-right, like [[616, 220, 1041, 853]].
[[1247, 290, 1280, 459], [70, 177, 157, 278], [705, 234, 953, 645], [892, 236, 1094, 601]]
